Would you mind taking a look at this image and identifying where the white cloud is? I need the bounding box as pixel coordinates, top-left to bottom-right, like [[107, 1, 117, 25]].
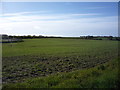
[[0, 12, 101, 23], [0, 11, 51, 17], [0, 12, 118, 36]]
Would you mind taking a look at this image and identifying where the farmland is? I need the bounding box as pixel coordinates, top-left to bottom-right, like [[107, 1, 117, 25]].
[[2, 38, 119, 88]]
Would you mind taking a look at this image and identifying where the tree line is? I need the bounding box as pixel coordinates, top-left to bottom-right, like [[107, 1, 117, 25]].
[[6, 35, 120, 41]]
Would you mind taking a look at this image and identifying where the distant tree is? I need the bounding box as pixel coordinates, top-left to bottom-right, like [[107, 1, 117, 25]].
[[86, 35, 94, 39], [39, 35, 44, 38], [27, 35, 32, 39], [108, 36, 113, 40], [33, 35, 36, 38]]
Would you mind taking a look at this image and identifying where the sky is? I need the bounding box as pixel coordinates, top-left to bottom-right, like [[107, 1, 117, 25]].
[[0, 2, 118, 37]]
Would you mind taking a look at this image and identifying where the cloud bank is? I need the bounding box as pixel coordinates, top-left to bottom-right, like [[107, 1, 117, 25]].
[[0, 11, 118, 36]]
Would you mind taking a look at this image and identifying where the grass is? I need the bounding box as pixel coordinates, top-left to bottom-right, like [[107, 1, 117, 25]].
[[3, 58, 119, 88], [2, 38, 119, 88], [2, 38, 118, 57]]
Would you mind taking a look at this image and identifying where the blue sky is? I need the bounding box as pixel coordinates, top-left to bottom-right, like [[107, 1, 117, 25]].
[[0, 2, 118, 36]]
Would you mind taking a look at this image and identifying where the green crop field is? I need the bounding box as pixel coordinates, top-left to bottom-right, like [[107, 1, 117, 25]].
[[2, 38, 119, 88]]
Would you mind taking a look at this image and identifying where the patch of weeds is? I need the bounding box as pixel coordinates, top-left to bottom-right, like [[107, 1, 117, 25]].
[[98, 65, 106, 70]]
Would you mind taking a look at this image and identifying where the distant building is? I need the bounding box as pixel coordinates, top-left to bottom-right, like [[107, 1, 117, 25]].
[[0, 34, 9, 39], [0, 34, 23, 43]]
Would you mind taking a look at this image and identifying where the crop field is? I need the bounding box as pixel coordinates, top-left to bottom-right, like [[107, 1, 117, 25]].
[[2, 38, 119, 88]]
